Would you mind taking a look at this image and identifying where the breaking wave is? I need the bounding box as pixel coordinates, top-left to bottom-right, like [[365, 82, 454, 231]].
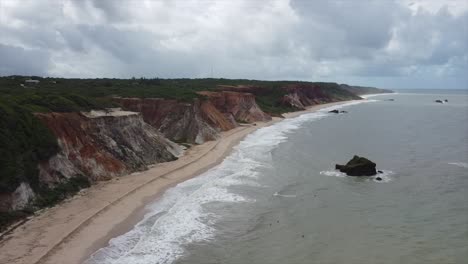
[[320, 169, 394, 183], [448, 162, 468, 168]]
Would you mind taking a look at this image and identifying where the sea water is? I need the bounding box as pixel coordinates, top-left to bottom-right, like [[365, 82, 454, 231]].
[[85, 89, 468, 264]]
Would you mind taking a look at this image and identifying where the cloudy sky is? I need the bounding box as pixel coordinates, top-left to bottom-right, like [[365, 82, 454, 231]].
[[0, 0, 467, 89]]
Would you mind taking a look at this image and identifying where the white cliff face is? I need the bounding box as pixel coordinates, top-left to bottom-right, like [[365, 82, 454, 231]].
[[11, 182, 35, 210]]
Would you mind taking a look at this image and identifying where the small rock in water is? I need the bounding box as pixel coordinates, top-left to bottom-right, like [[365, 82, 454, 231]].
[[328, 109, 340, 114], [378, 170, 383, 173], [444, 99, 448, 102], [435, 100, 444, 104], [375, 177, 383, 181], [340, 110, 348, 113], [335, 155, 377, 176]]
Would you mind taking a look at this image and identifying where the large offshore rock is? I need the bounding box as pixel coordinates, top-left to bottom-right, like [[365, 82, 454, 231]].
[[335, 155, 377, 176]]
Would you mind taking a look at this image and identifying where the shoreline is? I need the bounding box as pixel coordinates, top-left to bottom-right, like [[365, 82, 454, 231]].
[[0, 100, 359, 264]]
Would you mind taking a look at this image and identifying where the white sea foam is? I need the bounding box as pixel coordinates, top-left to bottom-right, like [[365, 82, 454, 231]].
[[273, 192, 297, 198], [320, 170, 347, 177], [448, 162, 468, 168], [360, 93, 397, 99], [320, 169, 394, 183], [369, 170, 394, 183], [84, 99, 375, 264]]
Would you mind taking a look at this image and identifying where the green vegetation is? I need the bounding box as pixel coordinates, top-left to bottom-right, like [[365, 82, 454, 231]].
[[0, 98, 59, 193], [0, 176, 90, 232], [34, 176, 91, 208], [0, 209, 34, 233]]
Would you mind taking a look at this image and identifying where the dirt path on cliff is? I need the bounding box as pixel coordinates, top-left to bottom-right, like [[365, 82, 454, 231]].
[[0, 101, 357, 264]]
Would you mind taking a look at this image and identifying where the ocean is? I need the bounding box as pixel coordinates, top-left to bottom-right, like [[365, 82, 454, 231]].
[[85, 90, 468, 264]]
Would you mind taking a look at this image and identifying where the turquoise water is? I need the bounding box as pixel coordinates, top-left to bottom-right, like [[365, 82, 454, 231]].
[[85, 90, 468, 264]]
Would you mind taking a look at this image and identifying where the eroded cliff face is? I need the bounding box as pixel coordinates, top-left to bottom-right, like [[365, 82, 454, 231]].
[[198, 91, 272, 123], [216, 83, 361, 110], [36, 109, 183, 186], [115, 92, 271, 144], [115, 98, 235, 144], [280, 84, 338, 109]]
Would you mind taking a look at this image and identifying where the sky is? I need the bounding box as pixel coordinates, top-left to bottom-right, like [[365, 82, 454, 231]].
[[0, 0, 467, 89]]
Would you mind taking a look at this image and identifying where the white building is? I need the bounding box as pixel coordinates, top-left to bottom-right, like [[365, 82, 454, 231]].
[[25, 79, 40, 85]]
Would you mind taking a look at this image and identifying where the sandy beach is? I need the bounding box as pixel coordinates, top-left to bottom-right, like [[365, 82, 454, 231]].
[[0, 100, 356, 264]]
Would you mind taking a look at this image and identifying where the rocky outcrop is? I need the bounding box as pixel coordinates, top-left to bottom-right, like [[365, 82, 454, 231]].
[[115, 98, 236, 144], [335, 155, 377, 176], [198, 91, 272, 123], [36, 109, 183, 185], [328, 110, 347, 114]]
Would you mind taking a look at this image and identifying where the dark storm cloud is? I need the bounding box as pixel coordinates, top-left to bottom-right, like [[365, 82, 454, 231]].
[[0, 0, 466, 88]]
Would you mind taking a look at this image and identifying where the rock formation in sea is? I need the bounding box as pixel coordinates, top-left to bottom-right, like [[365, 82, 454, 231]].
[[335, 155, 377, 176]]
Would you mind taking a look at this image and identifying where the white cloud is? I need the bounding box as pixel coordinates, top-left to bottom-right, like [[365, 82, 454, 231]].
[[0, 0, 466, 89]]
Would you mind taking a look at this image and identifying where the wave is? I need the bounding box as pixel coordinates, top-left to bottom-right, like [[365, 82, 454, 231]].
[[360, 93, 397, 99], [320, 170, 347, 177], [273, 192, 297, 198], [320, 170, 394, 183], [84, 100, 375, 264], [448, 162, 468, 169]]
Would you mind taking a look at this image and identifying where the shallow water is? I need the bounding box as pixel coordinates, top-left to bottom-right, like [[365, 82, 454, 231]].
[[85, 90, 468, 264]]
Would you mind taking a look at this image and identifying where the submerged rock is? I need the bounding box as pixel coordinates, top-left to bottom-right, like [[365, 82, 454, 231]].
[[444, 99, 448, 102], [435, 100, 444, 103], [384, 99, 395, 101], [335, 155, 377, 176], [328, 109, 348, 114]]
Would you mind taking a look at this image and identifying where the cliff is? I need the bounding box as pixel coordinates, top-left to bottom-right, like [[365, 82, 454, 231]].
[[36, 109, 183, 186], [115, 92, 271, 144], [198, 91, 272, 123], [339, 84, 394, 95], [216, 82, 362, 112], [115, 98, 236, 144], [279, 83, 362, 109]]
